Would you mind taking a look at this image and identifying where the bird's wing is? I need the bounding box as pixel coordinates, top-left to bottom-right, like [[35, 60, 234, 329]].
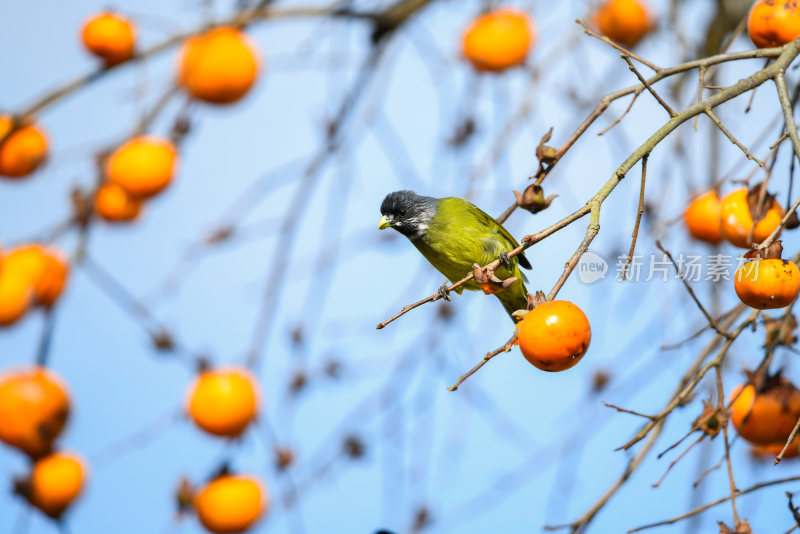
[[462, 202, 532, 270]]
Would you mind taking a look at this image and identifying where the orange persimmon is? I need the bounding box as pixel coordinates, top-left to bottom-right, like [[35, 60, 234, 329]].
[[0, 367, 70, 457], [719, 188, 784, 248], [518, 300, 591, 372], [462, 8, 535, 72], [730, 376, 800, 445], [194, 475, 267, 533], [179, 26, 260, 104], [0, 268, 32, 326], [106, 136, 177, 198], [3, 245, 69, 307], [94, 182, 143, 222], [0, 116, 48, 179], [187, 367, 260, 437], [748, 0, 800, 48], [684, 190, 723, 244], [592, 0, 653, 48], [734, 258, 800, 309], [81, 12, 135, 65], [28, 452, 86, 517]]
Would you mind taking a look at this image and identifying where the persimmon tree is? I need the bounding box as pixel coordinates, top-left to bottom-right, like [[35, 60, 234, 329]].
[[5, 1, 800, 533]]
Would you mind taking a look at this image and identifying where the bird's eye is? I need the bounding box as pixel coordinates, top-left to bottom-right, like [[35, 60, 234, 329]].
[[399, 210, 406, 217]]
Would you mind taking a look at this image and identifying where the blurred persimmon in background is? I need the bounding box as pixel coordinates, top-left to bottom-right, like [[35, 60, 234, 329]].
[[81, 11, 135, 66], [462, 8, 535, 72], [179, 26, 260, 104]]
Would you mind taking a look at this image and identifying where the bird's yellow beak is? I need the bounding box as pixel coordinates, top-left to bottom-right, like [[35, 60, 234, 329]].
[[378, 215, 393, 230]]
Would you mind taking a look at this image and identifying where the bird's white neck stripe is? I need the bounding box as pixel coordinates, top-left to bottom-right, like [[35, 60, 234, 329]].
[[409, 223, 429, 240]]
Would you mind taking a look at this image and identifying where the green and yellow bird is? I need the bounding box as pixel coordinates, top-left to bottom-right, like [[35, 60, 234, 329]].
[[378, 190, 531, 320]]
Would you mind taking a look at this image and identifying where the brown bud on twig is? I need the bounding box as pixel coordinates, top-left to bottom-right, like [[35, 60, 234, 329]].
[[12, 475, 32, 505], [787, 492, 800, 527], [447, 117, 476, 148], [195, 356, 211, 373], [275, 446, 295, 471], [692, 399, 727, 438], [343, 435, 365, 459], [289, 371, 308, 394], [437, 301, 454, 321], [175, 477, 195, 515], [151, 329, 175, 351], [536, 127, 558, 165], [591, 370, 611, 394], [472, 263, 517, 295], [324, 359, 342, 379], [290, 325, 304, 346], [205, 225, 234, 245], [71, 187, 93, 227], [171, 116, 191, 138], [513, 184, 557, 215], [411, 506, 432, 533]]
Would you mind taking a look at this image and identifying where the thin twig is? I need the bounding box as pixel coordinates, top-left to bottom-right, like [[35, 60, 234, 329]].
[[628, 476, 800, 532], [776, 415, 800, 464], [621, 154, 648, 280], [447, 331, 518, 391], [603, 402, 655, 420], [704, 108, 764, 166], [597, 89, 642, 136], [655, 240, 731, 339], [621, 55, 676, 117], [716, 365, 740, 525], [652, 434, 706, 489], [578, 19, 661, 72]]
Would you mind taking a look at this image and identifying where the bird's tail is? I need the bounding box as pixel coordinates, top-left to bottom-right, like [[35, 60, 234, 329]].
[[496, 279, 529, 322]]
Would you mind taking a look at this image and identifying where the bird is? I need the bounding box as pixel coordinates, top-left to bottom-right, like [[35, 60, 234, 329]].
[[378, 190, 531, 320]]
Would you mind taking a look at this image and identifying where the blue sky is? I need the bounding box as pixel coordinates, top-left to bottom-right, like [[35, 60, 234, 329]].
[[2, 1, 800, 533]]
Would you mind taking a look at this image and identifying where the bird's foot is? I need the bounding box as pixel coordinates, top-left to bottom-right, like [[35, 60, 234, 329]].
[[499, 252, 511, 269], [437, 281, 451, 301]]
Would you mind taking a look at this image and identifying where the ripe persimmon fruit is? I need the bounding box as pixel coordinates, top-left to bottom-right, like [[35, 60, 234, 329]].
[[27, 452, 86, 517], [0, 367, 70, 457], [0, 268, 32, 326], [94, 182, 144, 222], [748, 0, 800, 48], [462, 8, 535, 72], [734, 257, 800, 309], [684, 190, 723, 244], [81, 12, 135, 66], [106, 136, 178, 198], [730, 375, 800, 445], [179, 26, 260, 104], [187, 367, 260, 437], [518, 300, 591, 372], [0, 116, 48, 179], [719, 188, 784, 248], [3, 245, 69, 307], [592, 0, 654, 48], [194, 475, 267, 533]]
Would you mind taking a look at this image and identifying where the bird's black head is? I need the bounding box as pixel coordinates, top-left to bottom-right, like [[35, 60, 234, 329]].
[[379, 190, 438, 239]]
